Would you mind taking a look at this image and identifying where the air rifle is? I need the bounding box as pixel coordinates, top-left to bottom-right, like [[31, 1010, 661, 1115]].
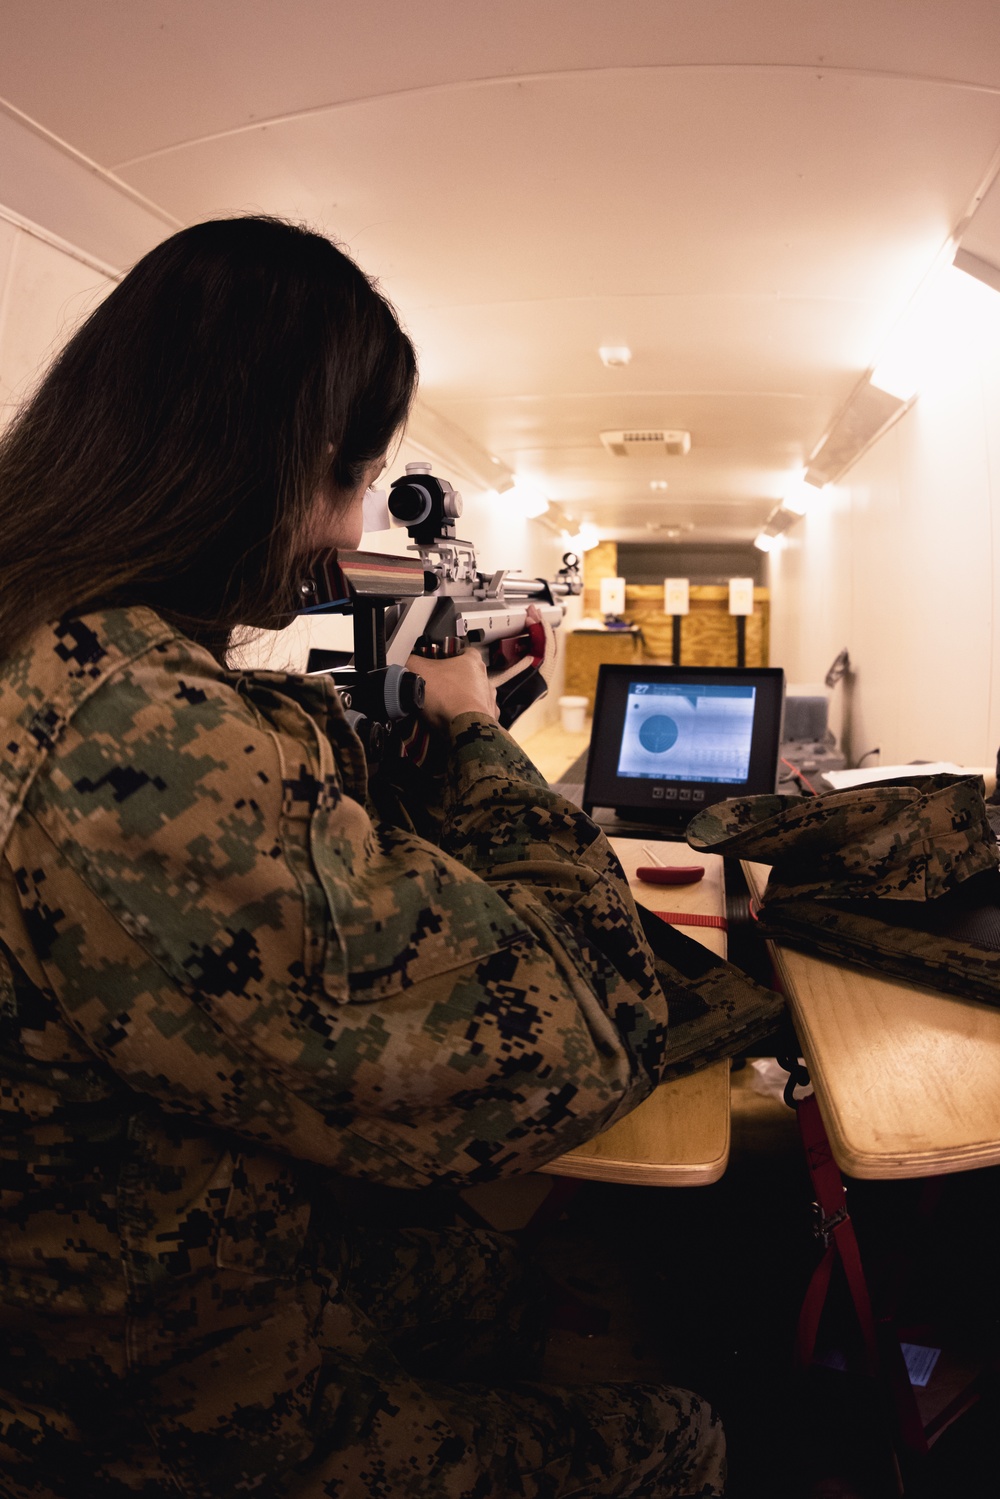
[[298, 463, 582, 761]]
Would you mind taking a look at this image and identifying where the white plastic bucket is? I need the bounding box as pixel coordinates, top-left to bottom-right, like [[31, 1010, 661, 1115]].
[[558, 695, 589, 733]]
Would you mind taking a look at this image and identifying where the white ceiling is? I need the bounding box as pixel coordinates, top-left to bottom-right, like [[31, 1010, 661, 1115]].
[[2, 0, 1000, 544]]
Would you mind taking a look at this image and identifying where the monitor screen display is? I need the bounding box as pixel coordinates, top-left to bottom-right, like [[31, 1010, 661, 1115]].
[[616, 681, 757, 784], [583, 664, 784, 830]]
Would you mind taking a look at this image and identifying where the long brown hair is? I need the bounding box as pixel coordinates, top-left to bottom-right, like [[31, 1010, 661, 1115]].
[[0, 216, 417, 658]]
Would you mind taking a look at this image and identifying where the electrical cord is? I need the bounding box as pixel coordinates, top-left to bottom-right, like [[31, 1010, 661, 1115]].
[[780, 755, 819, 796]]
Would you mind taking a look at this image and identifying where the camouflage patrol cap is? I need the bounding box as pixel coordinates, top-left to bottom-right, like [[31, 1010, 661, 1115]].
[[686, 773, 998, 903]]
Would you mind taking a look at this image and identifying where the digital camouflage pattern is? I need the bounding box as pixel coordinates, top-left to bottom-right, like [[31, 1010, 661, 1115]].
[[631, 906, 782, 1081], [687, 775, 1000, 1008], [731, 870, 1000, 1009], [282, 1218, 726, 1499], [686, 774, 998, 903], [0, 607, 731, 1497]]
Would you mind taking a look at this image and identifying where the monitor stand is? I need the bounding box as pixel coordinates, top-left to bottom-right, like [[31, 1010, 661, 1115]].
[[547, 748, 691, 841], [587, 809, 693, 843]]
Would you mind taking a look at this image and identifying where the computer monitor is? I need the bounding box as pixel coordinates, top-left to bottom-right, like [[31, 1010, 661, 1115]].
[[582, 663, 785, 834]]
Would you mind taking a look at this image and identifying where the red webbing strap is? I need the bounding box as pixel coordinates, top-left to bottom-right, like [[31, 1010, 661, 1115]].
[[795, 1093, 929, 1458], [651, 911, 729, 930], [795, 1093, 880, 1375]]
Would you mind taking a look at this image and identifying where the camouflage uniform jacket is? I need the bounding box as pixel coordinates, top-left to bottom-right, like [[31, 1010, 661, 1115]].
[[0, 606, 681, 1494]]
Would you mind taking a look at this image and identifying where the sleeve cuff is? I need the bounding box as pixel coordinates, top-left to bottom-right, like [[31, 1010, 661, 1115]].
[[446, 713, 549, 796]]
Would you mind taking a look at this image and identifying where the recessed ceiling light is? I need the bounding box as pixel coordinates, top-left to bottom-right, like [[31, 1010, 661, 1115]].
[[598, 345, 631, 368], [649, 480, 669, 491]]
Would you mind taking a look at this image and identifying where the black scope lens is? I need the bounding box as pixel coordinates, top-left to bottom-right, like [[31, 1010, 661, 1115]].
[[388, 481, 432, 523]]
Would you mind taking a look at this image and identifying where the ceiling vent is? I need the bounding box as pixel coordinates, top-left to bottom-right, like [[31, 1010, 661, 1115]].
[[600, 429, 691, 457]]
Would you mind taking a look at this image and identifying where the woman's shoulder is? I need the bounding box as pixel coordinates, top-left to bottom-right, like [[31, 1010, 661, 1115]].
[[2, 606, 370, 833], [5, 606, 210, 695], [2, 606, 346, 761]]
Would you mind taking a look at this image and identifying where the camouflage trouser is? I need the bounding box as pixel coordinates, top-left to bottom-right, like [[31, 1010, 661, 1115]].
[[288, 1223, 726, 1498]]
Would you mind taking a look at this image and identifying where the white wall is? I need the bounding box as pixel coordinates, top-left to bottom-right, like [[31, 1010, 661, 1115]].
[[0, 215, 112, 427], [0, 98, 168, 413], [769, 266, 1000, 771]]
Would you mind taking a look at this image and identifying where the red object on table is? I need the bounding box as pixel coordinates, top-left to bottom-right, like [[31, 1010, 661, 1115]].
[[651, 911, 728, 931], [636, 865, 705, 886]]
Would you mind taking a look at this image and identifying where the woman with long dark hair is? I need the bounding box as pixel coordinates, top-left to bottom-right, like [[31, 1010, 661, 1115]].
[[0, 217, 732, 1497]]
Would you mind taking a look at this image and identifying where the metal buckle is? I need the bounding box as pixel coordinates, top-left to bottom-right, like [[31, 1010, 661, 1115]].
[[811, 1199, 848, 1248]]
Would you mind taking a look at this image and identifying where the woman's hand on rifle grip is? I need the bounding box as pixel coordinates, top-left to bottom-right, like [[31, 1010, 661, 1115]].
[[406, 648, 498, 732]]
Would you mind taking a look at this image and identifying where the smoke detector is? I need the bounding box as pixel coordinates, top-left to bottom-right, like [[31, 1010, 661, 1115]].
[[600, 429, 691, 457]]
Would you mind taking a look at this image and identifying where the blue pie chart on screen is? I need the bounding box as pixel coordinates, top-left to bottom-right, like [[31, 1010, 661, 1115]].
[[638, 714, 679, 754]]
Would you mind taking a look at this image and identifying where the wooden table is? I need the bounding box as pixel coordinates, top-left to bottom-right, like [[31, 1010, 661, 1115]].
[[742, 861, 1000, 1180], [541, 838, 731, 1186]]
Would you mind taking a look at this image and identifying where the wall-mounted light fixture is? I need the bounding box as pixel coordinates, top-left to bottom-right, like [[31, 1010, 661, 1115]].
[[804, 155, 1000, 487], [562, 522, 602, 552], [805, 259, 961, 487], [752, 470, 823, 552], [805, 381, 907, 487], [507, 477, 550, 519], [806, 252, 985, 485], [952, 155, 1000, 297], [781, 476, 813, 516], [953, 247, 1000, 296]]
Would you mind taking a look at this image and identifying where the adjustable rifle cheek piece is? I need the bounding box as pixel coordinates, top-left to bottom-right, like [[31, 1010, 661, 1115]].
[[298, 463, 582, 764]]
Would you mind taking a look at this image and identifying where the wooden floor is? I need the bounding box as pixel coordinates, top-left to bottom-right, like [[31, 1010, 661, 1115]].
[[516, 715, 592, 783]]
